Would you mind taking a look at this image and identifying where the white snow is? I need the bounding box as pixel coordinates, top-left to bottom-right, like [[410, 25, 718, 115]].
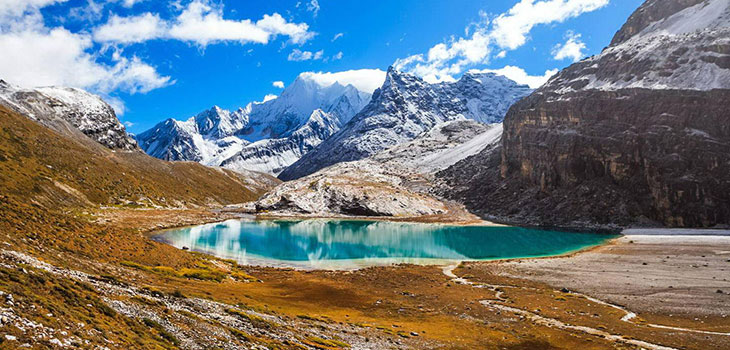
[[413, 123, 502, 172], [280, 68, 530, 179], [370, 119, 500, 174], [638, 0, 729, 37], [0, 80, 137, 149], [136, 77, 370, 175], [550, 0, 730, 93]]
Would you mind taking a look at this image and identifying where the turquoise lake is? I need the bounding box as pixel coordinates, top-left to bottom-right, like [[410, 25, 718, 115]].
[[155, 219, 616, 269]]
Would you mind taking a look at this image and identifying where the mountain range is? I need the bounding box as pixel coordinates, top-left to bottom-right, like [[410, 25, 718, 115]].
[[2, 0, 725, 229], [136, 68, 532, 178], [135, 76, 371, 175], [279, 68, 532, 180]]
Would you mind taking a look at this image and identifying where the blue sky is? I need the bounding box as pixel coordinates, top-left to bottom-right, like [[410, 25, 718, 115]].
[[0, 0, 643, 133]]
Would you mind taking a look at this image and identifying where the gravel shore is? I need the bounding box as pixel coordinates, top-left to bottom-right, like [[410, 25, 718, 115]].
[[497, 235, 730, 318]]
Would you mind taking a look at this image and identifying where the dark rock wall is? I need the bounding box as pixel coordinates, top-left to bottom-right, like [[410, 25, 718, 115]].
[[499, 89, 730, 227]]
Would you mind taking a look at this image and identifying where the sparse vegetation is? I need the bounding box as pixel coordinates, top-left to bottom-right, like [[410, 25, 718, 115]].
[[226, 308, 276, 329], [120, 260, 238, 282], [302, 336, 350, 349], [142, 318, 180, 346]]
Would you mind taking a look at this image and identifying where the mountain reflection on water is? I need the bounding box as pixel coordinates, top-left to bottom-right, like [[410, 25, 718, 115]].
[[156, 219, 614, 269]]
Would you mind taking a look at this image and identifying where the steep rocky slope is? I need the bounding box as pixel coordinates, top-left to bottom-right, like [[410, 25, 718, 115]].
[[136, 76, 370, 175], [0, 80, 138, 150], [438, 0, 730, 229], [278, 68, 531, 180], [257, 120, 497, 219]]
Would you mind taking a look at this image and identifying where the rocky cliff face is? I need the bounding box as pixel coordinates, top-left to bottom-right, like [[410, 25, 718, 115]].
[[278, 68, 531, 180], [0, 80, 138, 150], [220, 109, 342, 175], [438, 0, 730, 229]]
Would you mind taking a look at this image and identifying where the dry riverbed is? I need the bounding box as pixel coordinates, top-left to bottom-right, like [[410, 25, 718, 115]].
[[492, 233, 730, 328]]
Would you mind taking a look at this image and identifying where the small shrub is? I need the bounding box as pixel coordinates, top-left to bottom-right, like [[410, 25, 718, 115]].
[[142, 318, 179, 346], [120, 261, 147, 270], [151, 266, 176, 276], [303, 336, 350, 349], [228, 327, 251, 341], [231, 271, 257, 282], [226, 308, 275, 329], [180, 268, 226, 282], [296, 314, 329, 323]]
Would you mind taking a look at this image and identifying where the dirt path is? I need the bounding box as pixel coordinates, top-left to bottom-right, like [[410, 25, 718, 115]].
[[442, 264, 728, 350]]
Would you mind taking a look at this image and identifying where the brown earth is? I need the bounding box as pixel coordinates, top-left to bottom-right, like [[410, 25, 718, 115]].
[[3, 206, 729, 349]]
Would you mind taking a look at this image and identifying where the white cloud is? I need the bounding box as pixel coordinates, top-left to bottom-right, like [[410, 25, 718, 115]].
[[253, 94, 277, 104], [552, 31, 586, 62], [393, 23, 492, 83], [105, 95, 126, 116], [394, 0, 607, 82], [255, 13, 315, 45], [123, 120, 134, 127], [307, 0, 320, 17], [93, 13, 166, 44], [93, 0, 314, 46], [119, 0, 144, 7], [298, 69, 386, 93], [471, 65, 558, 88], [272, 81, 285, 88], [101, 55, 174, 94], [332, 51, 343, 60], [332, 32, 343, 41], [0, 6, 172, 114], [288, 49, 323, 61], [0, 0, 66, 20], [167, 1, 266, 45], [491, 0, 608, 50], [0, 25, 170, 93]]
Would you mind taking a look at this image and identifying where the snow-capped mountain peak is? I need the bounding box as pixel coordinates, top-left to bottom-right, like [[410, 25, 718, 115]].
[[278, 67, 532, 180], [544, 0, 730, 93], [136, 72, 373, 175], [191, 105, 248, 139]]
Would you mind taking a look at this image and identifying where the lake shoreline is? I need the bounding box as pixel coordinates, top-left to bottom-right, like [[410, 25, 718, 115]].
[[73, 207, 729, 349], [152, 215, 618, 271]]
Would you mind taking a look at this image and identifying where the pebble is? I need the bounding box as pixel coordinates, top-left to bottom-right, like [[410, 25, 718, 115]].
[[4, 335, 17, 341]]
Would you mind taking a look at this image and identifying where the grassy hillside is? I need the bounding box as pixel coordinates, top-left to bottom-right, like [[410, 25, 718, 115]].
[[0, 105, 278, 209], [0, 104, 281, 263]]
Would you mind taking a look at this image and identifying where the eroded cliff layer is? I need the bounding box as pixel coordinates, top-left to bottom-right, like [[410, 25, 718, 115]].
[[438, 0, 730, 228]]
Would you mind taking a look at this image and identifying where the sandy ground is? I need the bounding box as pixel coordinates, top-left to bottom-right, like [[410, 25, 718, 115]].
[[495, 234, 730, 318]]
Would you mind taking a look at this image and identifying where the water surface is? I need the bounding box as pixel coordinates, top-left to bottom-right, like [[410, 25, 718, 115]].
[[156, 219, 615, 269]]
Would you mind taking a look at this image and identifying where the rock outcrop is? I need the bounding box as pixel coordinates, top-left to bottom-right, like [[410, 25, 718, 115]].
[[0, 80, 138, 150], [257, 120, 498, 219], [438, 0, 730, 229]]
